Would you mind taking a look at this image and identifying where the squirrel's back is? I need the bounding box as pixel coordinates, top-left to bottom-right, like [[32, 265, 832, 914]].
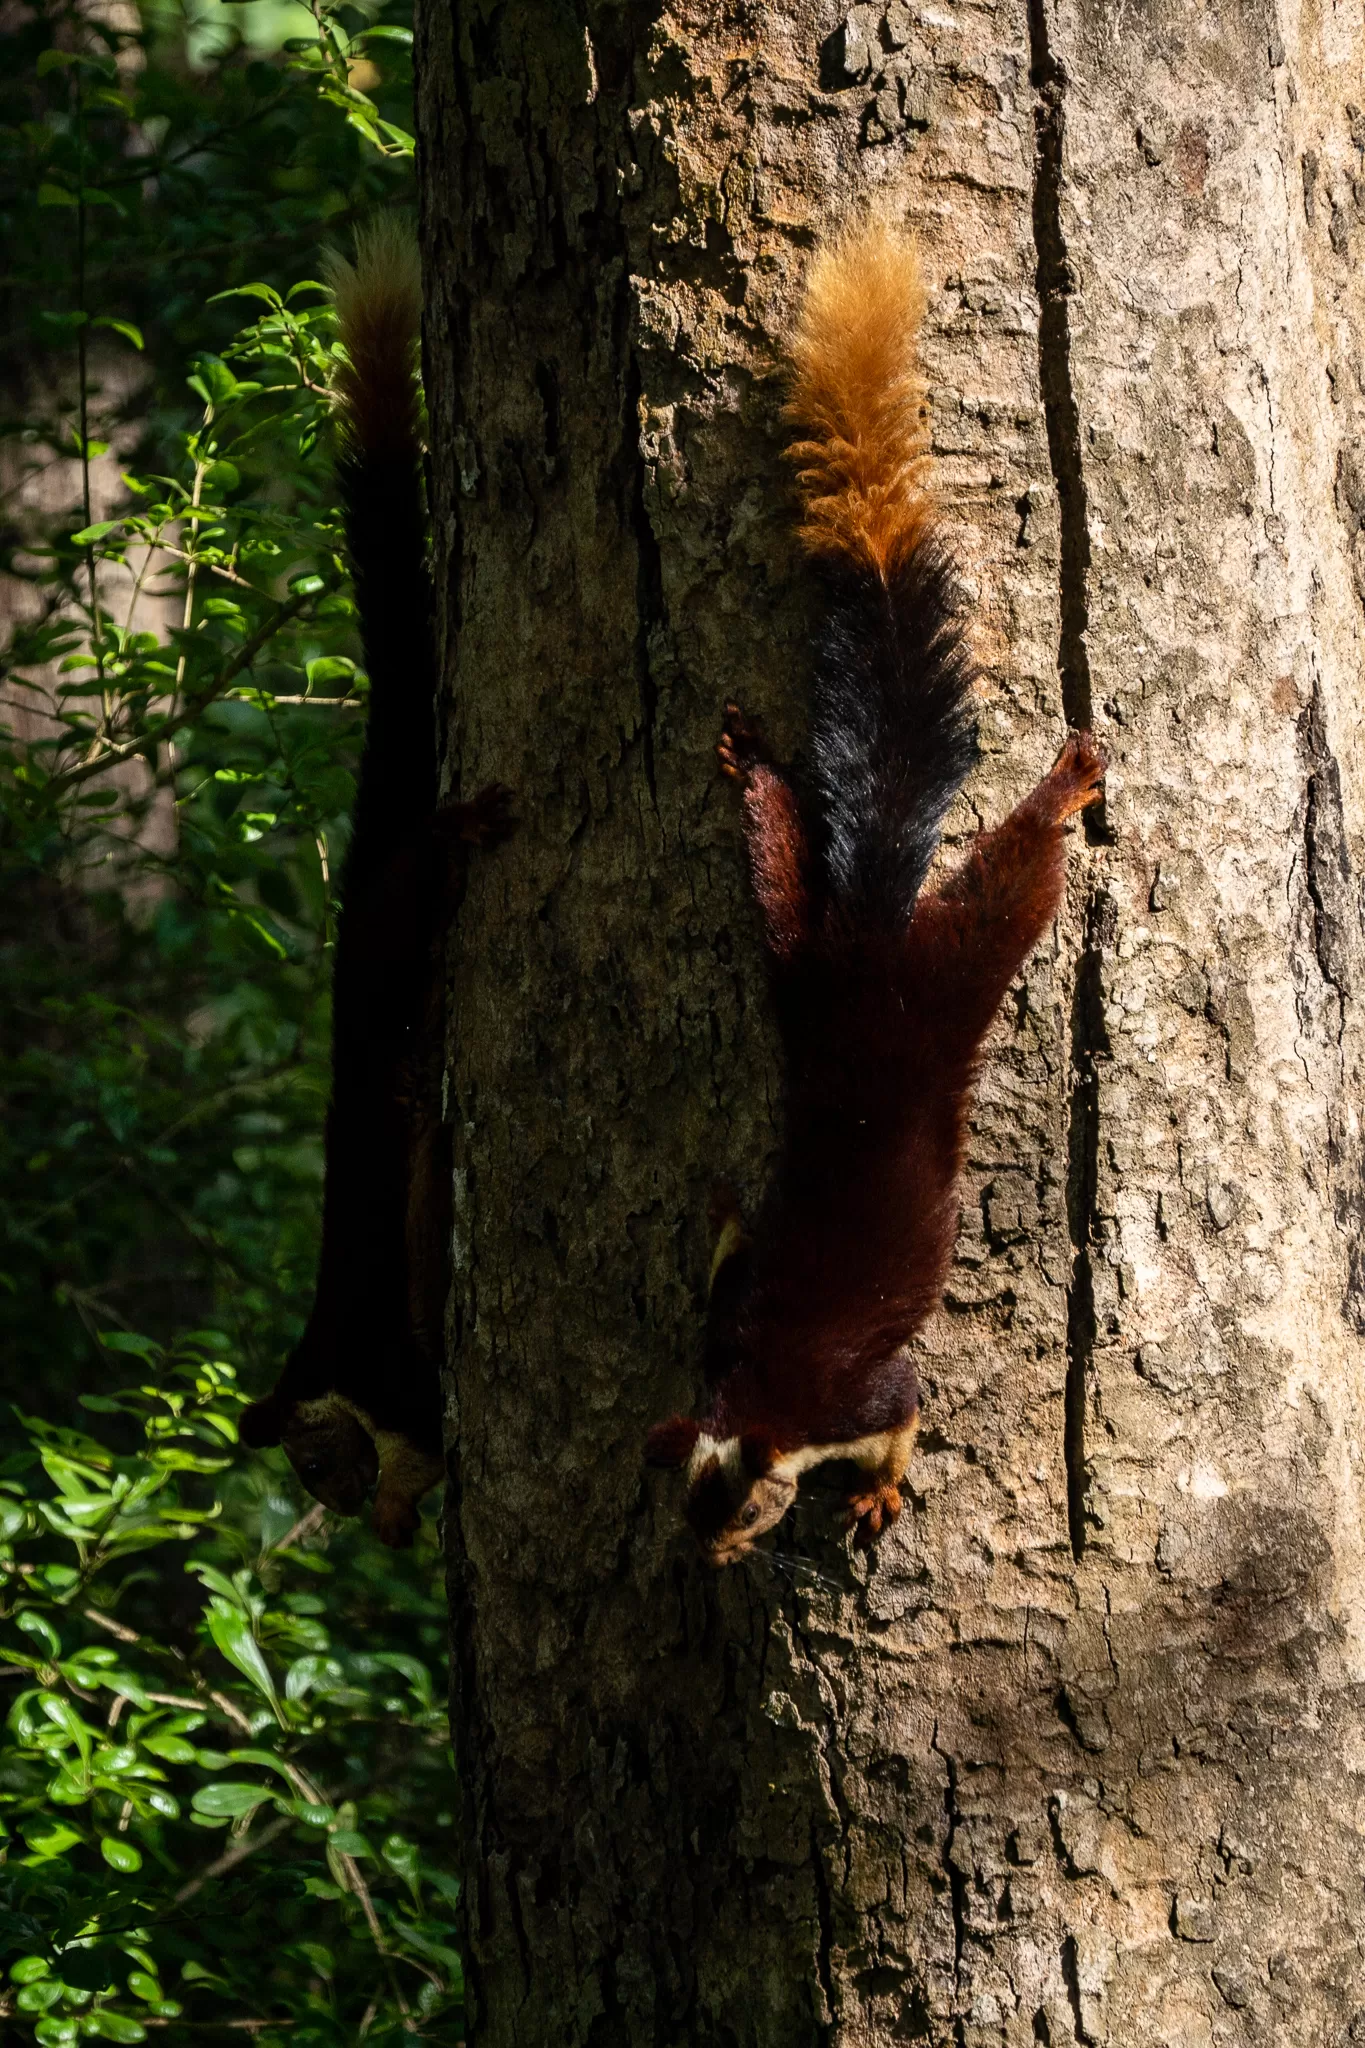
[[786, 225, 977, 937]]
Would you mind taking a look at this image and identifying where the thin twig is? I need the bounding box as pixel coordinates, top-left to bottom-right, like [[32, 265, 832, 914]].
[[84, 1606, 139, 1643], [210, 1688, 254, 1735], [149, 535, 259, 593], [265, 1502, 328, 1559], [270, 694, 358, 706], [174, 1811, 292, 1903], [172, 413, 213, 708]]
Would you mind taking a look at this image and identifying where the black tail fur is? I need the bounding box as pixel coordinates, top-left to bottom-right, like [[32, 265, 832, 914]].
[[806, 535, 977, 934]]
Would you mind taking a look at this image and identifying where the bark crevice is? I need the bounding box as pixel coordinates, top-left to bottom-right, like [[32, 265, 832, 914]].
[[1063, 890, 1111, 1562], [1026, 0, 1092, 736], [931, 1724, 968, 2044], [1059, 1933, 1087, 2045], [1300, 677, 1356, 1022], [621, 343, 662, 814]]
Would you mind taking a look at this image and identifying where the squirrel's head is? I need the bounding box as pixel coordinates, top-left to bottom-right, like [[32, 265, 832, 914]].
[[239, 1389, 379, 1517], [645, 1418, 796, 1565]]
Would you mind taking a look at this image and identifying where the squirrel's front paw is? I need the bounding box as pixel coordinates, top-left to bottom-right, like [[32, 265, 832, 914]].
[[847, 1479, 903, 1549], [447, 782, 516, 849], [1045, 729, 1107, 819], [371, 1492, 421, 1549], [716, 701, 773, 781]]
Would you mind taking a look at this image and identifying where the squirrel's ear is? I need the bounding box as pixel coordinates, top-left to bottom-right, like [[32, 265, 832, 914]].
[[739, 1427, 778, 1477], [645, 1416, 701, 1469], [238, 1394, 289, 1449]]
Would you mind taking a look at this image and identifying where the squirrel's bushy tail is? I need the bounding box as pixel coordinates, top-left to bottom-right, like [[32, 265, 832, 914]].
[[787, 224, 977, 934], [325, 219, 434, 864]]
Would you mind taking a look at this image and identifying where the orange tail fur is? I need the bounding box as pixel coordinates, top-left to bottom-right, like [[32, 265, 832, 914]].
[[325, 218, 424, 462], [785, 224, 932, 575]]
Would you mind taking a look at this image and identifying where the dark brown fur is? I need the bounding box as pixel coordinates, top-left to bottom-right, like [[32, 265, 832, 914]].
[[238, 225, 512, 1545]]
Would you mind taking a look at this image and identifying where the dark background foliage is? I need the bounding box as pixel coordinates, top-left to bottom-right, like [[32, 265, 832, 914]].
[[0, 0, 465, 2037]]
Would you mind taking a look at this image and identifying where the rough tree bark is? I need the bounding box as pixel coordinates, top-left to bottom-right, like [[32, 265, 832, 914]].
[[415, 0, 1365, 2040]]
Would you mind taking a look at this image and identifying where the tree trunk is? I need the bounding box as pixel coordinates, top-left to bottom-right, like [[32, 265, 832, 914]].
[[416, 0, 1365, 2040]]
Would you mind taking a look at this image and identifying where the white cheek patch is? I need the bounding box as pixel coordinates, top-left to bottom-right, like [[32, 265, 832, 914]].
[[686, 1433, 742, 1488]]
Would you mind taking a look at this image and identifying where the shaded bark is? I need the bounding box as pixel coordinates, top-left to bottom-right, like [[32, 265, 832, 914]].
[[418, 0, 1365, 2040]]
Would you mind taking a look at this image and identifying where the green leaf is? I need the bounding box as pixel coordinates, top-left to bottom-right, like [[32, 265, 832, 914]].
[[21, 1819, 82, 1860], [12, 1958, 52, 1985], [205, 1603, 280, 1713], [37, 184, 79, 208], [34, 2024, 78, 2048], [100, 1836, 143, 1873], [382, 1833, 422, 1901], [99, 1331, 162, 1360], [17, 1981, 63, 2012], [82, 2014, 147, 2043], [304, 656, 355, 690], [327, 1829, 372, 1858], [190, 1781, 273, 1819], [186, 354, 239, 407], [284, 1654, 343, 1701], [90, 318, 144, 351], [70, 522, 121, 545], [140, 1734, 196, 1763], [17, 1610, 62, 1657], [288, 1799, 335, 1827], [125, 1976, 160, 2004], [40, 1695, 94, 1758]]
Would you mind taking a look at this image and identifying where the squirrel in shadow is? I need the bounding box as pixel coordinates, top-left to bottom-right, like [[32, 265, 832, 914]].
[[646, 224, 1106, 1566], [238, 223, 511, 1546]]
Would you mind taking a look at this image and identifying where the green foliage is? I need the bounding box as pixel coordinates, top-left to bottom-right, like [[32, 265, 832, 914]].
[[0, 0, 415, 1396], [0, 1356, 460, 2042], [1, 0, 463, 2038]]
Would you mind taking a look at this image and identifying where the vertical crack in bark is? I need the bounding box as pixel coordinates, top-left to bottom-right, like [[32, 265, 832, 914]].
[[621, 346, 662, 813], [1060, 1933, 1087, 2044], [1064, 891, 1111, 1561], [1028, 0, 1112, 1562], [1027, 0, 1092, 734], [807, 1816, 839, 2032], [1300, 678, 1355, 1029], [932, 1723, 969, 2044], [1298, 678, 1365, 1328]]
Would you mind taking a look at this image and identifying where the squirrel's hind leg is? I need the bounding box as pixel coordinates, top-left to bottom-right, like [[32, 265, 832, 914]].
[[907, 729, 1107, 1045], [718, 701, 812, 961]]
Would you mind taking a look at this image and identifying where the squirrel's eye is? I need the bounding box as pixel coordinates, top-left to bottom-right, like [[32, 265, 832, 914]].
[[740, 1502, 760, 1527]]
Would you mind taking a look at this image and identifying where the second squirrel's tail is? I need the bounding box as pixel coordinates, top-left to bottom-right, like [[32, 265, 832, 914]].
[[325, 219, 435, 873], [787, 225, 977, 934]]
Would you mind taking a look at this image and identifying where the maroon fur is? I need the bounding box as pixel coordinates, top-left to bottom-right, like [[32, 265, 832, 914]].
[[696, 723, 1106, 1460]]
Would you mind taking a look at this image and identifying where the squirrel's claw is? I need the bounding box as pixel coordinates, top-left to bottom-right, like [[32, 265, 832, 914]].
[[716, 700, 773, 782], [1045, 730, 1108, 819], [847, 1479, 903, 1549]]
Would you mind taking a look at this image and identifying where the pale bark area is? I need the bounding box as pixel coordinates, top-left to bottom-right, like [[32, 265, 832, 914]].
[[416, 0, 1365, 2040]]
